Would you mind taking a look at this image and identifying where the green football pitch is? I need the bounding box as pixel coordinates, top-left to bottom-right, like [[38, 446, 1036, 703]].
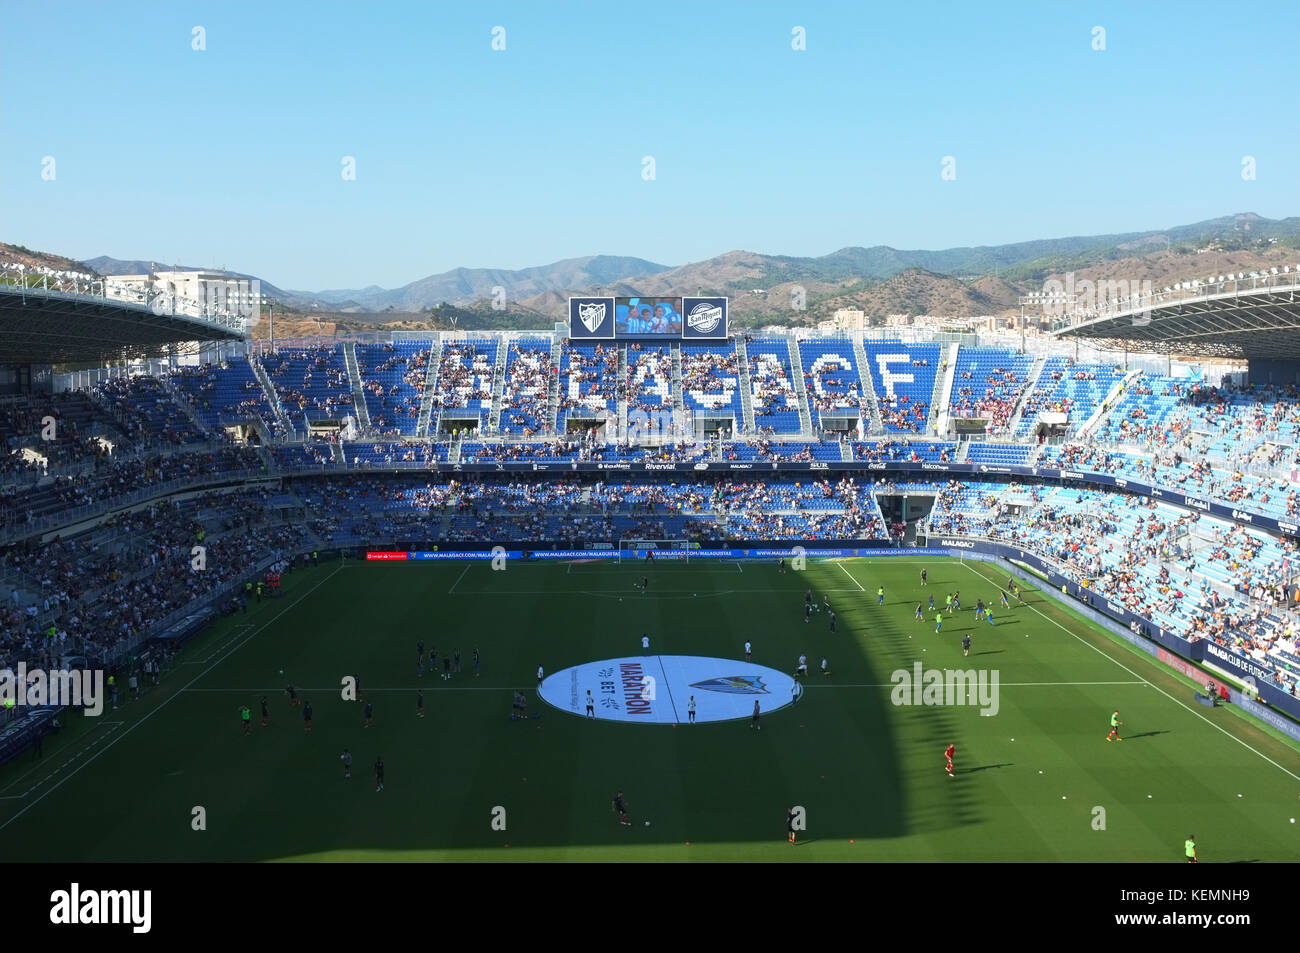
[[3, 555, 1298, 862]]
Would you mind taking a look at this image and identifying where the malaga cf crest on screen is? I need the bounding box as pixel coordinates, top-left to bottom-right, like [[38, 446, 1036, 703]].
[[568, 296, 615, 338], [579, 301, 606, 333]]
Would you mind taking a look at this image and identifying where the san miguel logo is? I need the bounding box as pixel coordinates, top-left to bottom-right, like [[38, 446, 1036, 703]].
[[578, 301, 607, 333], [691, 675, 770, 695], [686, 302, 724, 334]]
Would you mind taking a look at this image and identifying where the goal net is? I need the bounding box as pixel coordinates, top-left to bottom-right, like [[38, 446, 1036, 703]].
[[617, 539, 694, 563]]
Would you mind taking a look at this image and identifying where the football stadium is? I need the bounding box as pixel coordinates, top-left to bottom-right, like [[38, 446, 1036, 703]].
[[3, 269, 1300, 869], [2, 5, 1297, 928]]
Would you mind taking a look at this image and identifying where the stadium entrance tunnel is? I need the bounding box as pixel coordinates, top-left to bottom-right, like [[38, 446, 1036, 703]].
[[539, 655, 796, 724]]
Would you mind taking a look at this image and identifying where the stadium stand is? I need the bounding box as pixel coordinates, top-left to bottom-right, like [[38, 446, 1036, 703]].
[[260, 345, 356, 434], [625, 343, 675, 417], [94, 375, 208, 447], [861, 342, 942, 433], [965, 442, 1035, 465], [947, 346, 1036, 433], [170, 359, 284, 436], [355, 342, 430, 435], [429, 338, 497, 432], [557, 342, 619, 432], [747, 337, 803, 434], [500, 337, 554, 436], [854, 439, 955, 463], [8, 325, 1300, 707], [680, 341, 742, 429], [799, 338, 866, 425], [1015, 357, 1126, 436]]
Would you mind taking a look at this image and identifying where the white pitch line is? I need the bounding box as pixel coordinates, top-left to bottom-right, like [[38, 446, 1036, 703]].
[[445, 587, 865, 598], [182, 686, 513, 692], [188, 625, 256, 665], [959, 561, 1300, 783], [837, 562, 865, 591], [448, 563, 471, 594], [0, 721, 125, 798], [0, 566, 346, 833], [802, 680, 1148, 688], [177, 679, 1149, 693]]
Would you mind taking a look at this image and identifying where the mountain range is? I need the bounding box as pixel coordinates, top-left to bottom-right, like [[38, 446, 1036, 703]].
[[8, 212, 1297, 334]]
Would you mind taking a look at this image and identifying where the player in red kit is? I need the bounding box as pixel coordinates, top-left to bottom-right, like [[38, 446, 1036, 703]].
[[945, 743, 955, 778]]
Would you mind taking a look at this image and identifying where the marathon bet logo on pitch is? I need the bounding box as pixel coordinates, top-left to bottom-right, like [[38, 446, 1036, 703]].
[[890, 662, 1000, 716]]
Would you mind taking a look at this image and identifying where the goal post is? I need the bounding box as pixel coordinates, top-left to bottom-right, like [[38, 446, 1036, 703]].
[[618, 539, 694, 563]]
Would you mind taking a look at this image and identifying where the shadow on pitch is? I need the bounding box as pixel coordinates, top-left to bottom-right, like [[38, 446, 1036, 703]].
[[962, 763, 1013, 773], [1125, 730, 1169, 740]]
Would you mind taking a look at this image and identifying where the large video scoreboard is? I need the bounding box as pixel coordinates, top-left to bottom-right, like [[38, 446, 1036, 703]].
[[568, 295, 728, 340]]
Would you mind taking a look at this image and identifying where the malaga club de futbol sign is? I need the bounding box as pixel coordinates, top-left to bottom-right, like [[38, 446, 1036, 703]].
[[538, 655, 796, 724]]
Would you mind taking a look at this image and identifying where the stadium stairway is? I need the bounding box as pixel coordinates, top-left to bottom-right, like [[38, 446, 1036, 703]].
[[82, 380, 135, 446], [616, 343, 629, 438], [250, 356, 294, 435], [158, 375, 216, 439], [840, 439, 853, 462], [670, 342, 685, 414], [342, 342, 373, 432], [415, 337, 442, 437], [489, 335, 510, 433], [735, 335, 756, 434], [1006, 354, 1048, 435], [244, 416, 277, 447], [1075, 368, 1139, 441], [788, 337, 815, 436], [930, 343, 959, 435], [852, 335, 884, 435], [330, 442, 345, 465], [546, 336, 562, 434], [448, 432, 462, 463], [865, 489, 888, 528]]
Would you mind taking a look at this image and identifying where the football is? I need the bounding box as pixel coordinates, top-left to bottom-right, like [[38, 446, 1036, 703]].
[[644, 820, 650, 826]]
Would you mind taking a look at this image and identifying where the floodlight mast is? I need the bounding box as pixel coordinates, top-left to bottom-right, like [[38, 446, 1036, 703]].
[[1019, 291, 1077, 353]]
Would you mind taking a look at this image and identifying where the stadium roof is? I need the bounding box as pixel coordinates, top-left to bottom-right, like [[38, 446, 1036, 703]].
[[0, 286, 244, 364], [1047, 274, 1300, 359]]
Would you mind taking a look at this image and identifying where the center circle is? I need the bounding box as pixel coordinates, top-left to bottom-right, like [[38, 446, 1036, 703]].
[[538, 655, 798, 724]]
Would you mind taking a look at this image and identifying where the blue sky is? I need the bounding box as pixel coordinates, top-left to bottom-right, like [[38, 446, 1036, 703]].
[[3, 0, 1296, 290]]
